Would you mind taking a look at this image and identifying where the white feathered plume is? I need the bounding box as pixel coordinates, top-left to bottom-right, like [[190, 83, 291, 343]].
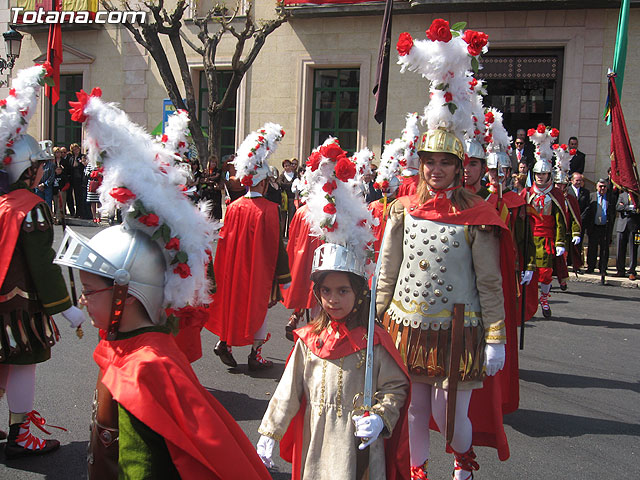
[[160, 109, 191, 161], [71, 89, 216, 310], [466, 75, 487, 144], [528, 123, 559, 173], [304, 137, 375, 274], [553, 141, 571, 183], [0, 65, 47, 164], [484, 108, 512, 155], [375, 138, 403, 193], [400, 112, 420, 173], [233, 122, 285, 187], [396, 20, 488, 141]]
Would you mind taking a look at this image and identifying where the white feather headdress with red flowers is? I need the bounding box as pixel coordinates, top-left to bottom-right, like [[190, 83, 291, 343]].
[[396, 20, 489, 141], [553, 142, 572, 183], [351, 147, 375, 186], [484, 107, 512, 169], [0, 64, 50, 169], [67, 88, 216, 309], [304, 137, 375, 275], [233, 123, 284, 187], [160, 109, 191, 162], [375, 137, 403, 194], [400, 112, 420, 174], [528, 123, 559, 174], [467, 75, 487, 145]]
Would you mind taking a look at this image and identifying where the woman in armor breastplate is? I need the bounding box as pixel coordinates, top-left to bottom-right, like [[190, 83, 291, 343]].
[[376, 128, 508, 480]]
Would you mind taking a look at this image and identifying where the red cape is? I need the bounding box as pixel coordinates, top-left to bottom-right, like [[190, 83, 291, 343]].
[[280, 324, 411, 480], [93, 332, 271, 479], [0, 189, 42, 286], [281, 204, 321, 310], [397, 175, 419, 198], [398, 194, 518, 460], [206, 196, 280, 346]]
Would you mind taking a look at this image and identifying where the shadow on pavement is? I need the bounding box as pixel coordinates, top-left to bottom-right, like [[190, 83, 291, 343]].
[[0, 440, 88, 479], [519, 369, 640, 393], [551, 315, 640, 330], [205, 387, 271, 422], [561, 289, 640, 303], [504, 409, 640, 437]]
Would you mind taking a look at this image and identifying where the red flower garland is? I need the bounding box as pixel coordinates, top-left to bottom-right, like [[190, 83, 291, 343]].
[[109, 187, 137, 203], [165, 237, 180, 251], [334, 156, 356, 182], [138, 213, 160, 227], [173, 263, 192, 279], [426, 19, 452, 42], [462, 30, 489, 56], [323, 203, 337, 215]]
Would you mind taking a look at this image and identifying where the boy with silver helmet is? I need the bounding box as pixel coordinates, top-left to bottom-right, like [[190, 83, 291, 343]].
[[0, 65, 84, 457], [256, 138, 409, 478], [54, 87, 271, 479]]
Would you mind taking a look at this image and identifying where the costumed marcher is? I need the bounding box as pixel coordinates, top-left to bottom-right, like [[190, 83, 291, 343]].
[[0, 65, 85, 456], [483, 108, 538, 324], [552, 143, 582, 290], [54, 87, 269, 479], [462, 76, 489, 197], [281, 151, 321, 341], [278, 158, 298, 238], [256, 140, 410, 479], [384, 21, 518, 480], [350, 146, 375, 200], [395, 113, 421, 198], [207, 123, 291, 370], [524, 124, 567, 318]]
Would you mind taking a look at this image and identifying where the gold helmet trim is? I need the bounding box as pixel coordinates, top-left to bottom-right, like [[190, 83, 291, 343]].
[[418, 128, 465, 161]]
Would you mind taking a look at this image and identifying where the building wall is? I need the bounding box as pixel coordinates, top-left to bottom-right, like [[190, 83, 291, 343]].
[[6, 4, 637, 184]]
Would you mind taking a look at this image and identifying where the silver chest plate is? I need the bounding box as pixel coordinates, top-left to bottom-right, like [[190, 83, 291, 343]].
[[387, 217, 482, 329]]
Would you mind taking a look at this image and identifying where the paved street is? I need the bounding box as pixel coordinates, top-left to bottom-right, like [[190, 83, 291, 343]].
[[0, 224, 638, 479]]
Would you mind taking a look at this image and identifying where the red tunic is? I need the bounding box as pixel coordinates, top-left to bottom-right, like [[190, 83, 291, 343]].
[[398, 194, 518, 460], [206, 196, 280, 346], [0, 189, 42, 286], [279, 323, 411, 480], [396, 175, 419, 198], [281, 204, 320, 310], [93, 331, 271, 479]]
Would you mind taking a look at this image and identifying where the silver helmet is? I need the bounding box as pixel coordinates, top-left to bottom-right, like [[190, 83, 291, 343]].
[[311, 243, 366, 281], [54, 225, 166, 323], [487, 149, 512, 176], [464, 138, 486, 161], [5, 134, 53, 184]]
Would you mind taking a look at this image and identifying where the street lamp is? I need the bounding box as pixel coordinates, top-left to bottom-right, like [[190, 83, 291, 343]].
[[0, 28, 24, 87]]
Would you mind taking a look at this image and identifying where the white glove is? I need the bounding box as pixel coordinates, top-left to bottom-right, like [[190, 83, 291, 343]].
[[61, 306, 85, 328], [572, 236, 581, 245], [353, 413, 384, 450], [555, 246, 566, 256], [520, 270, 534, 285], [484, 343, 505, 376], [256, 435, 275, 468], [281, 282, 291, 290]]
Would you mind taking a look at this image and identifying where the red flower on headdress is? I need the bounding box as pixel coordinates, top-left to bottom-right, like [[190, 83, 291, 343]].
[[37, 61, 54, 78], [6, 139, 13, 148], [322, 180, 337, 194], [396, 32, 414, 56], [373, 182, 381, 190], [399, 159, 407, 167], [280, 129, 286, 137], [68, 88, 101, 123], [560, 143, 568, 150], [462, 30, 489, 56], [178, 141, 186, 149], [173, 263, 192, 279], [326, 221, 339, 232], [109, 187, 136, 203], [161, 134, 168, 143], [381, 180, 389, 190], [334, 155, 356, 182], [9, 89, 15, 97], [469, 78, 478, 91], [426, 19, 452, 43], [0, 99, 6, 107], [444, 92, 453, 103], [241, 175, 254, 186], [138, 213, 160, 227], [323, 203, 337, 215], [536, 124, 546, 134], [550, 128, 560, 138], [552, 143, 559, 150], [165, 237, 180, 251], [484, 111, 495, 124], [527, 128, 536, 137], [570, 148, 577, 156], [307, 151, 322, 171], [319, 142, 345, 161], [3, 156, 11, 166]]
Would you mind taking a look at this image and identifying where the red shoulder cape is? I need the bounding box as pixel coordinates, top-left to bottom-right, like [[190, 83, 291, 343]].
[[399, 194, 519, 460], [206, 196, 280, 346], [397, 175, 419, 198], [485, 189, 526, 210], [279, 324, 411, 480], [93, 332, 271, 479], [281, 204, 321, 310], [0, 189, 43, 286]]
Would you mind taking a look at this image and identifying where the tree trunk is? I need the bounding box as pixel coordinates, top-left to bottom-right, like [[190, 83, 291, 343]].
[[207, 107, 223, 170]]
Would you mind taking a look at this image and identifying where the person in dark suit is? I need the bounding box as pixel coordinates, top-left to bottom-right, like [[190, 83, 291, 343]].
[[568, 172, 590, 271], [615, 192, 640, 279], [511, 130, 534, 173], [568, 137, 586, 175], [584, 179, 616, 273]]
